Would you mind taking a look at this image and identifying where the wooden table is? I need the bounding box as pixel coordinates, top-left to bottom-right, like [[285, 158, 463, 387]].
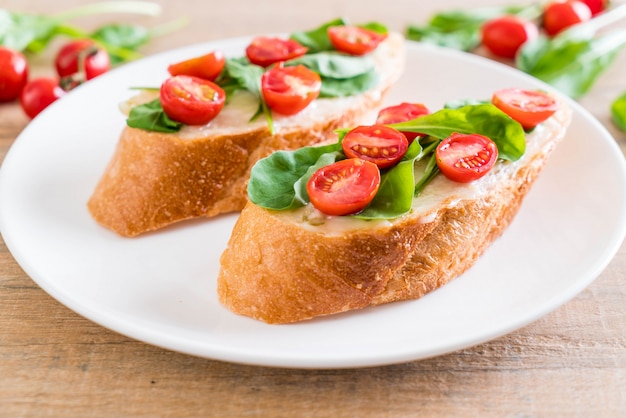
[[1, 0, 625, 416]]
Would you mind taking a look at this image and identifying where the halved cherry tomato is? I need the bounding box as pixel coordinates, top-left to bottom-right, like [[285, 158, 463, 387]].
[[327, 26, 387, 55], [307, 158, 381, 216], [167, 51, 225, 81], [580, 0, 608, 16], [55, 39, 110, 80], [0, 47, 28, 102], [436, 133, 498, 183], [376, 102, 430, 142], [261, 64, 321, 116], [543, 1, 592, 37], [481, 15, 539, 59], [20, 77, 66, 119], [246, 37, 308, 67], [160, 75, 226, 125], [492, 88, 559, 130], [342, 125, 409, 169]]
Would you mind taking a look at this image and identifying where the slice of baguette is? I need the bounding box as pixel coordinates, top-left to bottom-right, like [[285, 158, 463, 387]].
[[87, 33, 406, 237], [217, 96, 572, 324]]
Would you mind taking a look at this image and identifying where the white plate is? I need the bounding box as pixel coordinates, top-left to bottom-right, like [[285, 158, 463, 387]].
[[1, 39, 625, 369]]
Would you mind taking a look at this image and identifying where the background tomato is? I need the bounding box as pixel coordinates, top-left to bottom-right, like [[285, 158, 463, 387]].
[[160, 75, 225, 125], [492, 88, 558, 130], [306, 158, 381, 216], [261, 64, 321, 115], [245, 37, 307, 67], [342, 125, 408, 169], [481, 15, 539, 59], [19, 77, 65, 118], [167, 51, 225, 81], [376, 102, 430, 141], [543, 0, 592, 36], [436, 133, 498, 183], [327, 26, 387, 55], [0, 47, 29, 102], [579, 0, 607, 16], [55, 39, 110, 80]]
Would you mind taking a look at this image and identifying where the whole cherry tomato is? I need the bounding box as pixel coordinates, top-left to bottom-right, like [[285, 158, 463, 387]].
[[543, 1, 592, 36], [261, 64, 321, 115], [0, 47, 29, 102], [436, 133, 499, 183], [376, 102, 430, 142], [481, 15, 539, 59], [20, 77, 66, 118], [342, 125, 409, 169], [327, 26, 387, 55], [160, 75, 226, 125], [167, 51, 225, 81], [579, 0, 608, 16], [55, 39, 110, 80], [246, 37, 308, 67], [307, 158, 381, 216], [492, 88, 559, 130]]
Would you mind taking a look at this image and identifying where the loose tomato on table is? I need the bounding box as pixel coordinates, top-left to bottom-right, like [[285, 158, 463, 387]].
[[492, 88, 559, 130], [246, 37, 308, 67], [375, 102, 430, 141], [0, 47, 29, 102], [55, 39, 110, 80], [481, 15, 539, 59], [327, 26, 387, 55], [160, 75, 226, 125], [19, 77, 66, 119], [167, 51, 225, 81], [306, 158, 381, 216], [436, 133, 499, 183], [580, 0, 608, 16], [261, 64, 321, 116], [543, 0, 592, 36], [341, 125, 409, 169]]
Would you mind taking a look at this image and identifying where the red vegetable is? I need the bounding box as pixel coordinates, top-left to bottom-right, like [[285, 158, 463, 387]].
[[0, 47, 29, 102]]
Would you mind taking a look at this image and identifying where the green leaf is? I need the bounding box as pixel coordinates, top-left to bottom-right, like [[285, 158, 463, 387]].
[[611, 92, 626, 133], [0, 9, 59, 52], [248, 143, 342, 210], [126, 98, 183, 133], [388, 104, 526, 161], [287, 52, 375, 79], [319, 69, 379, 98], [290, 18, 348, 53], [406, 24, 481, 51]]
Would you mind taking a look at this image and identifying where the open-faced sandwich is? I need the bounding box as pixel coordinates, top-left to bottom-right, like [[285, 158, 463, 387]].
[[87, 19, 406, 237], [217, 88, 572, 324]]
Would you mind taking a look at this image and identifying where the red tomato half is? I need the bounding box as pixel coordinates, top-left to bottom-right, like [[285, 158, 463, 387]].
[[436, 133, 498, 183], [20, 77, 66, 119], [543, 0, 592, 36], [160, 75, 226, 125], [246, 37, 308, 67], [342, 125, 409, 169], [0, 47, 28, 102], [307, 158, 381, 216], [481, 15, 539, 59], [261, 64, 321, 116], [55, 39, 110, 80], [327, 26, 387, 55], [167, 51, 225, 81], [492, 88, 559, 130], [376, 102, 430, 142]]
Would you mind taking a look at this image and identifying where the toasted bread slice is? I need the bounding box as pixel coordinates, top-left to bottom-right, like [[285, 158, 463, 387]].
[[87, 33, 405, 237], [217, 97, 572, 324]]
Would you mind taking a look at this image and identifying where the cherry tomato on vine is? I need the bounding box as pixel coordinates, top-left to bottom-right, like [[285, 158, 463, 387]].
[[245, 37, 308, 67], [20, 77, 66, 118], [481, 15, 539, 59], [376, 102, 430, 141], [55, 39, 110, 80], [261, 64, 321, 115], [492, 88, 559, 130], [306, 158, 381, 216], [327, 26, 387, 55], [580, 0, 608, 16], [543, 1, 592, 37], [342, 125, 409, 169], [436, 133, 498, 183], [167, 51, 225, 81], [0, 47, 29, 102], [160, 75, 226, 125]]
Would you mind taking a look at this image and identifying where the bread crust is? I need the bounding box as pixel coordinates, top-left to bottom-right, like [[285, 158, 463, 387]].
[[87, 33, 405, 237], [217, 99, 572, 324]]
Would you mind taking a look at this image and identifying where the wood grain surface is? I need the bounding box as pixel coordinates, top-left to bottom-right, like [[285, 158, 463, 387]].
[[1, 0, 625, 416]]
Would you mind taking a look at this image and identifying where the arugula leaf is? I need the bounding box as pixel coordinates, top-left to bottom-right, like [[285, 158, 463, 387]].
[[319, 70, 379, 98], [0, 9, 59, 52], [126, 98, 183, 133], [611, 92, 626, 133], [287, 52, 375, 79], [290, 18, 348, 53]]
